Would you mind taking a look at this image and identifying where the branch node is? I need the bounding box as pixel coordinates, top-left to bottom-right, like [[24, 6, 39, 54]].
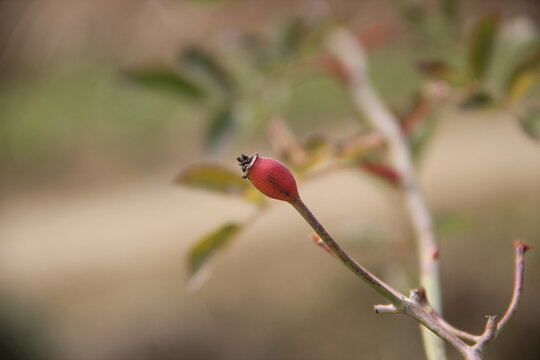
[[472, 315, 498, 355], [410, 287, 426, 303]]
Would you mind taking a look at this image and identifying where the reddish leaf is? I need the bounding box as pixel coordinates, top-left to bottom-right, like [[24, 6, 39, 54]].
[[359, 161, 401, 186], [317, 54, 350, 83]]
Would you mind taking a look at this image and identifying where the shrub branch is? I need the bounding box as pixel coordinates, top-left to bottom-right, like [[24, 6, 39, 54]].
[[327, 27, 446, 360]]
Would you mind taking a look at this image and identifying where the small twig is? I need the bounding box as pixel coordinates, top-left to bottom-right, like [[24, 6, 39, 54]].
[[403, 242, 531, 359], [401, 95, 432, 134], [268, 117, 310, 167], [292, 198, 406, 305], [495, 240, 530, 337], [335, 130, 385, 158], [374, 304, 398, 314]]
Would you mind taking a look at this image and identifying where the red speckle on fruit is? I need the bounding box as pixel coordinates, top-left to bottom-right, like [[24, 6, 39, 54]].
[[237, 154, 299, 202]]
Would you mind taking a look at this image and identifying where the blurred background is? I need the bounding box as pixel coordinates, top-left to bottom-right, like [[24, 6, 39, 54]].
[[1, 0, 540, 359]]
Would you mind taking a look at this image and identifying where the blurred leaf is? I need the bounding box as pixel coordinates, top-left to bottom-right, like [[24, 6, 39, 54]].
[[334, 131, 383, 161], [123, 68, 206, 100], [242, 187, 268, 207], [206, 103, 236, 150], [287, 135, 333, 175], [233, 33, 274, 67], [468, 13, 499, 80], [440, 0, 458, 21], [417, 60, 468, 86], [318, 54, 349, 83], [505, 47, 540, 102], [409, 114, 436, 160], [435, 212, 473, 238], [187, 223, 241, 290], [401, 93, 432, 134], [279, 17, 307, 57], [267, 117, 309, 168], [180, 46, 234, 93], [304, 135, 331, 157], [394, 0, 425, 24], [359, 161, 401, 186], [520, 108, 540, 140], [176, 164, 268, 206], [358, 22, 397, 51], [176, 164, 248, 195], [459, 91, 493, 109]]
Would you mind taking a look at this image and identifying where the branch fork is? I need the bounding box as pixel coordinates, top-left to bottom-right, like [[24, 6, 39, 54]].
[[309, 220, 530, 360]]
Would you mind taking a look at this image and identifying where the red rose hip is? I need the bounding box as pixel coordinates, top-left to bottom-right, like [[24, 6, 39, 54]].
[[237, 154, 299, 203]]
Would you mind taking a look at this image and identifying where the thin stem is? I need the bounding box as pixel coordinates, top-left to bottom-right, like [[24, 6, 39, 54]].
[[495, 240, 530, 337], [290, 197, 472, 358], [291, 198, 406, 306], [310, 233, 337, 258], [328, 28, 446, 360]]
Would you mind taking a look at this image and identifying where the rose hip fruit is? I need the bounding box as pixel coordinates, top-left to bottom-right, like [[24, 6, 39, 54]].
[[237, 154, 299, 203]]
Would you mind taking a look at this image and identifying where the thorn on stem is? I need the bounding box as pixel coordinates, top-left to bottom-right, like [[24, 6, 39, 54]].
[[431, 247, 440, 260], [311, 233, 337, 257]]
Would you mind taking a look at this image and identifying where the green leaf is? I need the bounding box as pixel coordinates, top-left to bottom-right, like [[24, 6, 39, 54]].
[[520, 108, 540, 140], [417, 60, 468, 86], [175, 164, 248, 195], [505, 47, 540, 102], [468, 13, 500, 80], [233, 33, 274, 67], [206, 103, 236, 150], [187, 223, 241, 290], [394, 0, 425, 24], [242, 187, 269, 207], [409, 115, 436, 161], [440, 0, 458, 21], [279, 17, 307, 57], [124, 68, 206, 100], [176, 163, 268, 207], [180, 47, 234, 92], [459, 91, 493, 109]]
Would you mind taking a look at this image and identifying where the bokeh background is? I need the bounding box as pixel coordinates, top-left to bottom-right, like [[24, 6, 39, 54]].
[[1, 1, 540, 359]]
